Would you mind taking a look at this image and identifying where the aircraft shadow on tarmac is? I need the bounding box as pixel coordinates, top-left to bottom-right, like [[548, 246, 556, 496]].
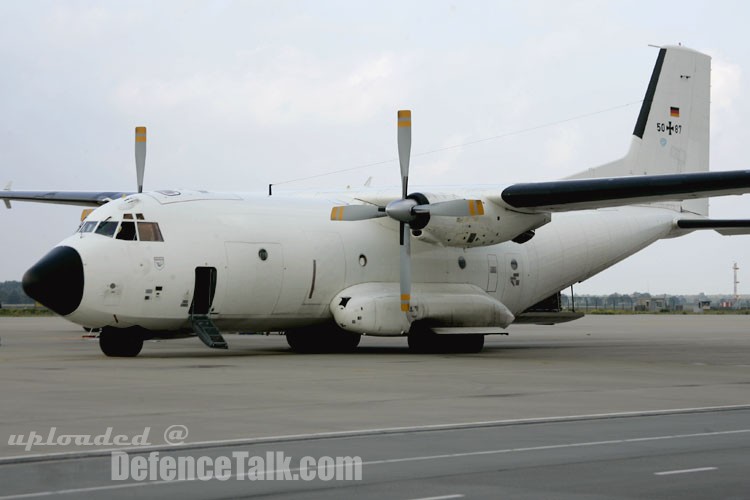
[[128, 338, 595, 359]]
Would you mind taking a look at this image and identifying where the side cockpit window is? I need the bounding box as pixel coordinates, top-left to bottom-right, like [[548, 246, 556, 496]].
[[95, 220, 119, 237], [138, 222, 164, 242], [79, 221, 98, 233]]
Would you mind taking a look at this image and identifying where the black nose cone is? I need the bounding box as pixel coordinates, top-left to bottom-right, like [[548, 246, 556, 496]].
[[22, 246, 84, 316]]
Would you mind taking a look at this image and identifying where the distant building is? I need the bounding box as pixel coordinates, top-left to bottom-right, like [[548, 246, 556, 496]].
[[635, 298, 666, 312], [693, 300, 711, 313]]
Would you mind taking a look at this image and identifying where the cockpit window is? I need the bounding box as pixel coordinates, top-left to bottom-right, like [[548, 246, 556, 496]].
[[95, 220, 119, 237], [138, 222, 164, 242], [79, 221, 98, 233], [88, 216, 163, 241], [116, 221, 137, 241]]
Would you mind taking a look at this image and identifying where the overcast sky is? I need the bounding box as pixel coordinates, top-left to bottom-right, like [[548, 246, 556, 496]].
[[1, 1, 749, 295]]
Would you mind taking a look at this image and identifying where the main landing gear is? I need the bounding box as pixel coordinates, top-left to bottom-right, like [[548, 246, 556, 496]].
[[285, 324, 485, 354], [407, 325, 485, 353], [286, 326, 362, 353]]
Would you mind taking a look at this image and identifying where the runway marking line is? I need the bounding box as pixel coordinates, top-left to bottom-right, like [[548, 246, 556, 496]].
[[2, 403, 750, 464], [654, 467, 718, 476], [0, 429, 747, 499], [407, 495, 464, 500]]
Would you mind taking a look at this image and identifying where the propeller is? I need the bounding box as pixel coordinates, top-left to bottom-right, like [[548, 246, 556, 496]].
[[330, 110, 485, 314], [397, 110, 412, 312], [135, 126, 147, 193]]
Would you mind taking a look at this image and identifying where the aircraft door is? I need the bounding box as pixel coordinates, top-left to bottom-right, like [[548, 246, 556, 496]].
[[303, 232, 345, 306], [191, 266, 217, 315], [223, 242, 283, 315], [486, 254, 499, 293], [500, 253, 523, 309]]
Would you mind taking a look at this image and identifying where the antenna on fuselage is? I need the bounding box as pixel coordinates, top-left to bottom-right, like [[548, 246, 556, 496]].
[[135, 127, 146, 193]]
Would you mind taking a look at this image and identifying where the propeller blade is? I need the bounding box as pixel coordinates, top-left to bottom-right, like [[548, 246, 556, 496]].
[[399, 222, 411, 313], [412, 199, 485, 217], [135, 126, 147, 193], [330, 205, 386, 221], [397, 110, 411, 199]]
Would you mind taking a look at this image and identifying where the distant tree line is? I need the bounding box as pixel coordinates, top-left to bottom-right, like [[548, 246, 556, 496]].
[[0, 281, 33, 306], [561, 292, 750, 311]]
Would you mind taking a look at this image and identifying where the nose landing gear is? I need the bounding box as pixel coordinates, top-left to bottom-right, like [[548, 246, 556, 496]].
[[99, 327, 144, 357]]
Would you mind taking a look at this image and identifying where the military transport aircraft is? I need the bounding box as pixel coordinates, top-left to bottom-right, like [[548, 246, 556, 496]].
[[3, 45, 750, 357]]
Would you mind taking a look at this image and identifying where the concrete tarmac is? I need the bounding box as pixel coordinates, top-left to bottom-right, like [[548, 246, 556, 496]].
[[1, 407, 749, 499], [0, 315, 749, 497]]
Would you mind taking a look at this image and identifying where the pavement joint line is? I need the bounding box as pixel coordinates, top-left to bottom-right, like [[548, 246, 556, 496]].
[[2, 403, 750, 465]]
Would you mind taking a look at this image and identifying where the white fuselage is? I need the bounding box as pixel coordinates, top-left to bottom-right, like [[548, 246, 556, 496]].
[[60, 190, 679, 334]]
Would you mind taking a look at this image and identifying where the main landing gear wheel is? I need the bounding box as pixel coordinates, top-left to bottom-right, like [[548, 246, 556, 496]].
[[408, 326, 484, 354], [99, 327, 144, 357], [286, 327, 361, 353]]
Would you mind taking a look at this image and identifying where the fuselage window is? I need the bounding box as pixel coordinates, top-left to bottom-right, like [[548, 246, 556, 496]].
[[79, 221, 98, 233], [138, 222, 164, 242], [95, 220, 119, 237], [116, 221, 137, 241], [123, 213, 133, 220]]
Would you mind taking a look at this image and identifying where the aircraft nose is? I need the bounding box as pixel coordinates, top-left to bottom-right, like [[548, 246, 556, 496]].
[[22, 246, 84, 316]]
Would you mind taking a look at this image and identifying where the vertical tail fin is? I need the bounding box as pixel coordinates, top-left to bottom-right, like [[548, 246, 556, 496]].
[[569, 45, 711, 215]]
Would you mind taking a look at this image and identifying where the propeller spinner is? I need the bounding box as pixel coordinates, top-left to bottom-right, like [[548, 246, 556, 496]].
[[330, 110, 485, 314]]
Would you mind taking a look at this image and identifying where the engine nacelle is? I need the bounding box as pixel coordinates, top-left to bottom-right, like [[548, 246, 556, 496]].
[[411, 193, 550, 248], [330, 283, 515, 335]]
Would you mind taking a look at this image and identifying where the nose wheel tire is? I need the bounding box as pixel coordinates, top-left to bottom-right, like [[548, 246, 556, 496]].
[[99, 327, 144, 357]]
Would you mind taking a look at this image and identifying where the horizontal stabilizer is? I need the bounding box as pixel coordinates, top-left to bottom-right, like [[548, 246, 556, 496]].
[[499, 170, 750, 212], [676, 218, 750, 236]]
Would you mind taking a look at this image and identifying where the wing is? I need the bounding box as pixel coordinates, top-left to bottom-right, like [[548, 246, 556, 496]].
[[1, 189, 131, 208], [493, 170, 750, 212]]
